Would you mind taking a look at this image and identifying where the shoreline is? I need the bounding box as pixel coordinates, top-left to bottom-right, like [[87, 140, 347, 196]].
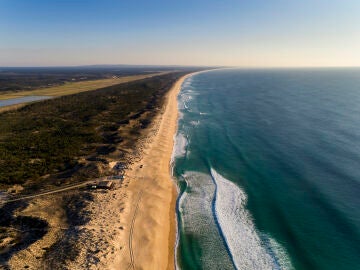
[[170, 70, 209, 270], [0, 72, 196, 269], [117, 73, 192, 269], [67, 72, 195, 269]]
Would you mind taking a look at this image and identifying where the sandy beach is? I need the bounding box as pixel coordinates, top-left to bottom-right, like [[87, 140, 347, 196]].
[[61, 73, 192, 270], [113, 74, 188, 269], [109, 74, 190, 269]]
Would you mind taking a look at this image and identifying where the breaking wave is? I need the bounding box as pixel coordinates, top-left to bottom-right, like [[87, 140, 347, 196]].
[[174, 71, 293, 270], [177, 172, 235, 269], [172, 133, 188, 159], [210, 168, 293, 270]]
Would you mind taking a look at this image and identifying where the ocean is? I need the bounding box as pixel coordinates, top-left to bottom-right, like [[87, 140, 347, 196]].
[[172, 68, 360, 270]]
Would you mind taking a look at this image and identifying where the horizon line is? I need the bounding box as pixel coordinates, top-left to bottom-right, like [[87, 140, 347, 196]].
[[0, 64, 359, 69]]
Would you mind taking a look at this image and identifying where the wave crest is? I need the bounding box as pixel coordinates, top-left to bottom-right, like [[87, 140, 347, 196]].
[[211, 168, 293, 270]]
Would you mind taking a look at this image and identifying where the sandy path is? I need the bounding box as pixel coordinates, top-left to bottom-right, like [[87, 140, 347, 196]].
[[1, 181, 94, 204]]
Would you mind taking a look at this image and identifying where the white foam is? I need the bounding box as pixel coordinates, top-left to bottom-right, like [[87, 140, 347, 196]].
[[190, 120, 200, 126], [261, 233, 295, 270], [211, 168, 292, 270], [184, 77, 193, 86], [178, 92, 193, 111], [177, 172, 235, 269], [172, 133, 188, 159]]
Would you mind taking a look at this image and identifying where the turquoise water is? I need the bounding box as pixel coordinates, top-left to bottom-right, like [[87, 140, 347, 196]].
[[173, 69, 360, 270]]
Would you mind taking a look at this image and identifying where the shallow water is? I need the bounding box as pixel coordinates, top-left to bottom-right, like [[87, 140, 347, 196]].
[[173, 68, 360, 270], [0, 96, 51, 107]]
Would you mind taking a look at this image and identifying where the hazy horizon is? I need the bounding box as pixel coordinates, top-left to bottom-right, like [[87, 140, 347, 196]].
[[1, 64, 360, 69], [1, 0, 359, 67]]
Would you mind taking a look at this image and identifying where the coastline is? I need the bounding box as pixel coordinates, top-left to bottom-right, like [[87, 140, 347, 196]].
[[2, 72, 193, 269], [110, 73, 192, 269], [63, 73, 195, 270]]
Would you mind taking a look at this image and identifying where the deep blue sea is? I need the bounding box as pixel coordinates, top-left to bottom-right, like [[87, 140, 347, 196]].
[[172, 68, 360, 270]]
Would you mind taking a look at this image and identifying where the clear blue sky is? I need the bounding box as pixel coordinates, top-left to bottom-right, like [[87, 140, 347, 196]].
[[1, 0, 359, 67]]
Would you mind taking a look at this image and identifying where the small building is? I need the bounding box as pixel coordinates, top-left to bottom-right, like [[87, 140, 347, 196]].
[[88, 181, 114, 190]]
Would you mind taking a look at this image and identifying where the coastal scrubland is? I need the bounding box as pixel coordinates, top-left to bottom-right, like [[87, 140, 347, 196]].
[[0, 71, 193, 268], [0, 66, 173, 93], [0, 72, 184, 191], [0, 73, 167, 101]]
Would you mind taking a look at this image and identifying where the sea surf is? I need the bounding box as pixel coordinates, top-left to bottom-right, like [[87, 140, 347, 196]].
[[172, 68, 360, 270]]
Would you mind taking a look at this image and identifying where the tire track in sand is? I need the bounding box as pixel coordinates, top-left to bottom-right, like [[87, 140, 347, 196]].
[[127, 190, 143, 270]]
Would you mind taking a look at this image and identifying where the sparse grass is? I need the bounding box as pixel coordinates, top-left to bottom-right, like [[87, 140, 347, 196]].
[[0, 72, 167, 100]]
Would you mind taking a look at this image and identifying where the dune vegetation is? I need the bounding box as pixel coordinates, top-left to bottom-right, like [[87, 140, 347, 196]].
[[0, 72, 185, 191]]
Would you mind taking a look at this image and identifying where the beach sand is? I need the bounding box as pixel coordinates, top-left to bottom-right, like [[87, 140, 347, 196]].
[[63, 74, 191, 270], [108, 74, 189, 270]]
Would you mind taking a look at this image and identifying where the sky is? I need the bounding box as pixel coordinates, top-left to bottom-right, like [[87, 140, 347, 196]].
[[0, 0, 360, 67]]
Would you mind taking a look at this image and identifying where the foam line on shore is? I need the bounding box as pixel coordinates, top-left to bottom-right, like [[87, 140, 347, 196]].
[[171, 71, 211, 270], [172, 133, 188, 159], [176, 171, 235, 269]]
